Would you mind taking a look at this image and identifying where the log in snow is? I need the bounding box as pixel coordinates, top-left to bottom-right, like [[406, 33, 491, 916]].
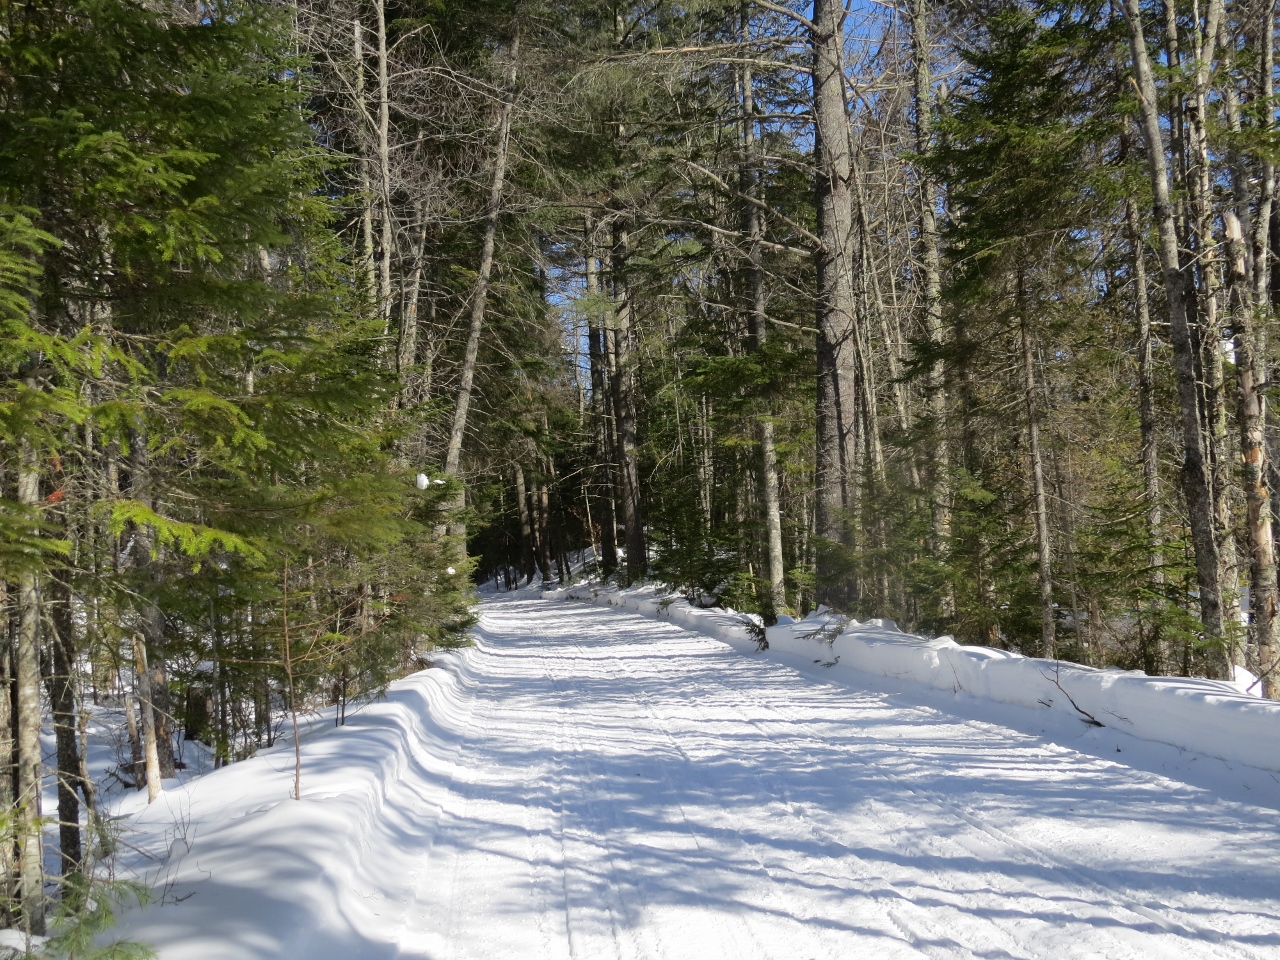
[[113, 595, 1280, 958]]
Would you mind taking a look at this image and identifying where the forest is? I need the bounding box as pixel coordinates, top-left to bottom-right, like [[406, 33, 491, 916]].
[[3, 0, 1280, 944]]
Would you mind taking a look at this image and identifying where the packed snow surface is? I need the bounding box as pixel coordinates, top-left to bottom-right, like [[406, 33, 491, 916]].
[[546, 583, 1280, 773], [113, 595, 1280, 959]]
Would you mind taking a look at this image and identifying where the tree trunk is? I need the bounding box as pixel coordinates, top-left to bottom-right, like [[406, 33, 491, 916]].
[[443, 27, 520, 547], [513, 464, 537, 585], [910, 0, 950, 557], [1220, 21, 1278, 694], [15, 438, 43, 935], [1127, 196, 1164, 676], [124, 692, 142, 787], [536, 477, 554, 584], [211, 603, 230, 768], [129, 426, 176, 778], [0, 588, 15, 925], [696, 395, 713, 532], [374, 0, 394, 341], [585, 220, 619, 577], [0, 583, 12, 927], [1120, 0, 1226, 668], [1020, 309, 1055, 660], [1187, 0, 1241, 674], [1208, 336, 1241, 660], [1049, 432, 1086, 661], [397, 203, 429, 407], [1250, 8, 1279, 697], [1213, 8, 1279, 695], [740, 22, 787, 622], [811, 0, 860, 608], [1228, 213, 1278, 697], [354, 20, 378, 307], [46, 579, 83, 877], [609, 222, 647, 585], [758, 415, 786, 618], [132, 635, 161, 804]]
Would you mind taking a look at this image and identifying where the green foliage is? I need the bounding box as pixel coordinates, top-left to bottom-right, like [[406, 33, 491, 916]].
[[40, 877, 154, 960], [652, 535, 739, 604], [0, 0, 473, 868], [0, 499, 70, 580], [0, 208, 56, 324]]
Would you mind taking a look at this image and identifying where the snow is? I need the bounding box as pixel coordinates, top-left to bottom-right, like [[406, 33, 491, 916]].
[[1233, 664, 1263, 697], [546, 582, 1280, 775], [102, 593, 1280, 958]]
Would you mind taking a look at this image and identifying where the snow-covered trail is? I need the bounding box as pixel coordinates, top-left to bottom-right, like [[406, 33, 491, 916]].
[[389, 595, 1280, 960], [113, 593, 1280, 959]]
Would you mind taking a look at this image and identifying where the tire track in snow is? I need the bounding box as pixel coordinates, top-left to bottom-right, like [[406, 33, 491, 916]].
[[534, 608, 1047, 960], [532, 617, 665, 960], [537, 597, 1280, 959], [611, 631, 1037, 960], [415, 596, 1280, 960], [738, 650, 1274, 960], [519, 600, 1014, 958], [692, 652, 1273, 960], [537, 616, 840, 960], [689, 675, 1163, 960], [392, 643, 567, 960], [543, 652, 576, 959], [731, 695, 1173, 960], [612, 657, 962, 957]]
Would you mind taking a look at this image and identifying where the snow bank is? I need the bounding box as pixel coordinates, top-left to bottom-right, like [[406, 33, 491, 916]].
[[110, 654, 477, 960], [544, 583, 1280, 774]]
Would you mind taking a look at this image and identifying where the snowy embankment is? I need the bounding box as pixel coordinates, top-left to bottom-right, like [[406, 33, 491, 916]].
[[107, 656, 478, 959], [543, 582, 1280, 774]]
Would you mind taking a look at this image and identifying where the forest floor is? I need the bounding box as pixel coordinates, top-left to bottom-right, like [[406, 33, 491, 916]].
[[109, 593, 1280, 959]]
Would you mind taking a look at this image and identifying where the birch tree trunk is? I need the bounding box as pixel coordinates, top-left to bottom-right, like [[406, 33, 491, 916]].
[[397, 204, 429, 407], [1250, 7, 1279, 697], [0, 583, 14, 927], [697, 395, 713, 532], [1019, 311, 1055, 659], [374, 0, 393, 340], [443, 28, 520, 547], [124, 692, 142, 788], [129, 427, 176, 777], [354, 20, 378, 305], [1220, 4, 1279, 695], [132, 635, 161, 804], [1127, 196, 1164, 676], [1120, 0, 1226, 663], [1208, 344, 1241, 663], [1228, 210, 1278, 696], [1186, 0, 1243, 672], [15, 437, 43, 934], [1219, 7, 1274, 690]]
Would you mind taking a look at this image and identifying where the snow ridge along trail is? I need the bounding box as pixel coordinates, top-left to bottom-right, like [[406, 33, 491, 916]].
[[118, 595, 1280, 959]]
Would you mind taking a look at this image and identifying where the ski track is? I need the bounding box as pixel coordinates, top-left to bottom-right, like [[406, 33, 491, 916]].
[[121, 593, 1280, 959], [382, 595, 1280, 960]]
